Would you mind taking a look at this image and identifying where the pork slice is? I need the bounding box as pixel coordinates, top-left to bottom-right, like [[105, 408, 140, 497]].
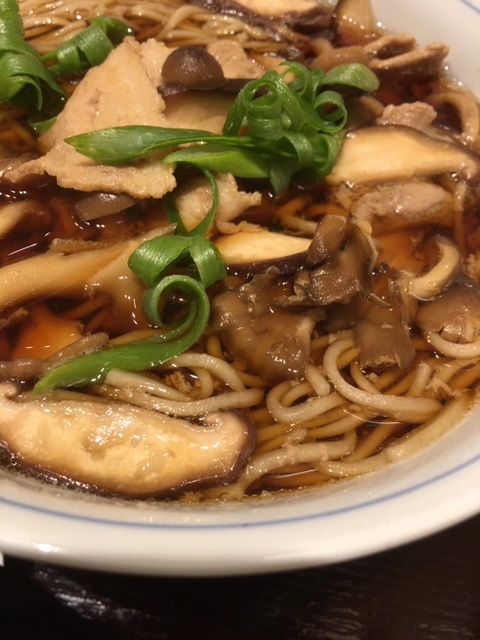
[[173, 172, 261, 234], [377, 102, 437, 132], [207, 40, 265, 79], [335, 181, 453, 232], [9, 38, 177, 198]]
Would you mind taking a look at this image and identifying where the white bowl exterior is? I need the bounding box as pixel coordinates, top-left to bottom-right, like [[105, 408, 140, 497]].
[[1, 0, 480, 576]]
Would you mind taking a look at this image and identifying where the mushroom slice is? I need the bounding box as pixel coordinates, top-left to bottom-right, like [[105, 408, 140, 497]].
[[415, 279, 480, 343], [215, 229, 311, 277], [354, 275, 415, 370], [404, 236, 462, 301], [0, 383, 255, 496], [363, 33, 416, 58], [426, 91, 480, 148], [189, 0, 332, 30], [326, 126, 480, 186], [292, 215, 377, 306], [0, 243, 125, 313], [0, 226, 174, 316], [211, 273, 317, 385], [369, 42, 449, 80], [74, 193, 137, 221], [331, 0, 379, 45], [0, 201, 33, 239]]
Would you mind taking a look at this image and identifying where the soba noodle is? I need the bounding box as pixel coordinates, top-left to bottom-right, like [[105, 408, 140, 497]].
[[0, 0, 480, 501]]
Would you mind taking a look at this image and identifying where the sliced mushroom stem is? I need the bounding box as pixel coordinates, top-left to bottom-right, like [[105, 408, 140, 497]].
[[331, 0, 378, 45], [214, 229, 311, 277], [406, 236, 462, 301]]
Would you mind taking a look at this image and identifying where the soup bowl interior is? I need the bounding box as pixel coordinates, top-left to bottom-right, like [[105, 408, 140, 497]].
[[1, 0, 480, 576]]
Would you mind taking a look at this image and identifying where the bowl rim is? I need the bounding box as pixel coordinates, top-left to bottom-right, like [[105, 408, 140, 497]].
[[1, 0, 480, 577]]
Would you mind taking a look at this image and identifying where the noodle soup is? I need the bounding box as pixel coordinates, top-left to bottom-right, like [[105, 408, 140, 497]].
[[0, 0, 480, 502]]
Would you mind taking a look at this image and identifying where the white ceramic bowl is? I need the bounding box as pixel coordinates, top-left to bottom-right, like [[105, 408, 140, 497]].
[[1, 0, 480, 576]]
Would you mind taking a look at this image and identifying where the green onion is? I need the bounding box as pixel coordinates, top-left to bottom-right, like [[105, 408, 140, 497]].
[[42, 17, 133, 76], [35, 171, 226, 392], [0, 0, 132, 125], [0, 0, 65, 113], [66, 62, 379, 195], [34, 62, 379, 390], [34, 275, 210, 392]]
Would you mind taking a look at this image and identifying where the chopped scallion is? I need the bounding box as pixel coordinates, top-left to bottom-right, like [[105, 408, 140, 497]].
[[66, 61, 379, 195], [35, 171, 226, 391], [42, 17, 134, 76]]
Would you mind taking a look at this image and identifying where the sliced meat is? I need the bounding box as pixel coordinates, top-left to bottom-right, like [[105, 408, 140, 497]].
[[7, 38, 177, 198], [163, 91, 235, 136], [335, 181, 454, 232], [172, 172, 261, 233], [369, 42, 450, 80], [207, 40, 265, 79], [376, 102, 438, 132]]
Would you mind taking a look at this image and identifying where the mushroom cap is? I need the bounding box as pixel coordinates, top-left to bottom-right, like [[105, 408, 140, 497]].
[[189, 0, 332, 30], [416, 278, 480, 342], [162, 46, 226, 90], [0, 383, 256, 497]]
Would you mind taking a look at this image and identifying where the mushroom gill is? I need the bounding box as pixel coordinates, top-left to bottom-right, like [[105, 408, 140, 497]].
[[291, 214, 377, 307], [353, 275, 415, 370], [211, 273, 318, 385], [426, 90, 480, 150], [0, 382, 255, 497]]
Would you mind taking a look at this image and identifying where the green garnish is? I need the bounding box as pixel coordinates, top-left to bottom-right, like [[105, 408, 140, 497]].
[[0, 0, 65, 113], [34, 61, 379, 390], [0, 0, 132, 125], [42, 17, 134, 76], [34, 275, 210, 392], [34, 172, 226, 392], [66, 62, 379, 196]]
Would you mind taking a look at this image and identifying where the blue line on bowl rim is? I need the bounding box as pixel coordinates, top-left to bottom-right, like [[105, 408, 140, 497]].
[[461, 0, 480, 14], [0, 452, 479, 530]]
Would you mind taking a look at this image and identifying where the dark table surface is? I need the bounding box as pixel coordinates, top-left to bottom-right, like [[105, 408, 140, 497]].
[[2, 514, 480, 639]]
